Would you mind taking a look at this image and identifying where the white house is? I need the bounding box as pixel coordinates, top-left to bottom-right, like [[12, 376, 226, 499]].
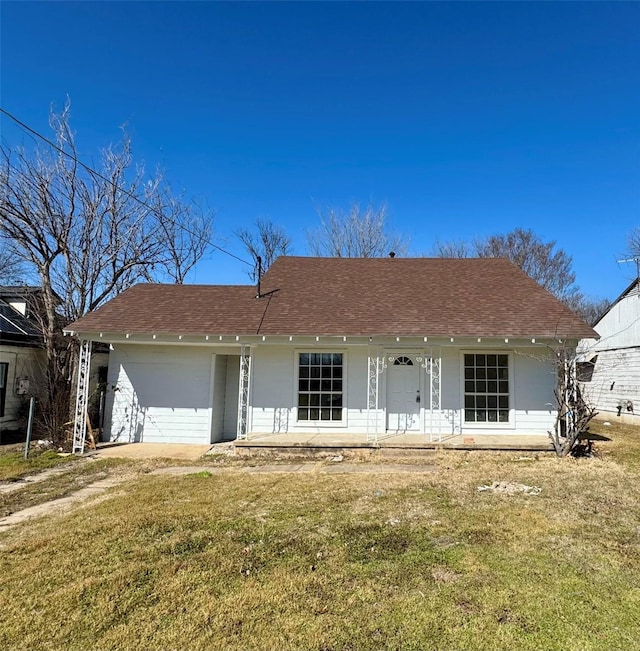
[[65, 257, 595, 448], [578, 278, 640, 423]]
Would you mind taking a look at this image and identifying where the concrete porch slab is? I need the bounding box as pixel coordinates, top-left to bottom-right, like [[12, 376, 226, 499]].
[[236, 432, 553, 451], [91, 442, 213, 460]]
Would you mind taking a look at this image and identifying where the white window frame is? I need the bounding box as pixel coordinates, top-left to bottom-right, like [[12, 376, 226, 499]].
[[460, 351, 515, 429], [294, 349, 347, 428]]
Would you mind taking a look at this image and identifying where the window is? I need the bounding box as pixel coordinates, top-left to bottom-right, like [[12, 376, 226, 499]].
[[298, 353, 343, 421], [464, 354, 509, 423], [0, 363, 8, 418], [393, 356, 414, 366]]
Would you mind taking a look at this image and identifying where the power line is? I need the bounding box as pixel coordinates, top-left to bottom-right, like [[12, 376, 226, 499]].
[[0, 106, 253, 268]]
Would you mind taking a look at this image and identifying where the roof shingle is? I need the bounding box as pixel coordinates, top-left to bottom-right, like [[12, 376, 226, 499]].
[[66, 257, 597, 339]]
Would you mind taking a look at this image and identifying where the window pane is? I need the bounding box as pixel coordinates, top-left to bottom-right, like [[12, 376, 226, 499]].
[[476, 410, 487, 422], [487, 367, 497, 380], [488, 395, 497, 409], [499, 396, 509, 409], [487, 381, 497, 393], [465, 409, 476, 422], [298, 352, 344, 422], [464, 368, 474, 379], [476, 355, 486, 366], [465, 381, 474, 393], [499, 410, 509, 422], [498, 355, 508, 367], [476, 367, 486, 379], [487, 355, 497, 366], [476, 395, 486, 408], [476, 381, 486, 392], [488, 410, 497, 422], [499, 381, 508, 393], [464, 395, 474, 408], [464, 354, 474, 366]]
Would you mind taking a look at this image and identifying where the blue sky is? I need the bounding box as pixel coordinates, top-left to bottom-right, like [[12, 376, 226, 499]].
[[1, 1, 639, 300]]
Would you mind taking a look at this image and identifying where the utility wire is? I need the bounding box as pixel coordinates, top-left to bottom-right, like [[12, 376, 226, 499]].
[[0, 106, 253, 268]]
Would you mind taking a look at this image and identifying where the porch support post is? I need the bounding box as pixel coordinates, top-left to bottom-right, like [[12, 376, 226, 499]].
[[72, 339, 92, 454], [236, 344, 252, 440], [367, 345, 381, 443], [429, 346, 442, 443]]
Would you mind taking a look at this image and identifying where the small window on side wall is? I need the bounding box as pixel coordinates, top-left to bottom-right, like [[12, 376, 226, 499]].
[[0, 363, 8, 418]]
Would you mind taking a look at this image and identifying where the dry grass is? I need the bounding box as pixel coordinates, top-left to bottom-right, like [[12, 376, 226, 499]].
[[1, 424, 639, 650]]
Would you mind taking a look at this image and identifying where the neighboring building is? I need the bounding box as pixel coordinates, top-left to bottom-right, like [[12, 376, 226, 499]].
[[65, 257, 595, 446], [0, 286, 109, 439], [578, 278, 640, 423], [0, 287, 46, 435]]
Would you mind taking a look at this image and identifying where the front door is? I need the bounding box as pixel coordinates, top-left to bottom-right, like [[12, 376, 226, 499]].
[[386, 355, 420, 432]]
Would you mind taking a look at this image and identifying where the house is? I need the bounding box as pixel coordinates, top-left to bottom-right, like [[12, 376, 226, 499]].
[[578, 278, 640, 423], [0, 286, 109, 440], [0, 287, 47, 436], [65, 257, 596, 448]]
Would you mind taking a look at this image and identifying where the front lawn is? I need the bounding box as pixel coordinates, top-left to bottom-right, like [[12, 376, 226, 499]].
[[1, 426, 639, 650], [0, 447, 77, 482]]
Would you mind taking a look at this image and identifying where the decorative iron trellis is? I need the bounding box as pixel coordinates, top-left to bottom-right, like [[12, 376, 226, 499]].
[[236, 345, 252, 440], [72, 339, 92, 454], [366, 345, 384, 443], [429, 348, 442, 442]]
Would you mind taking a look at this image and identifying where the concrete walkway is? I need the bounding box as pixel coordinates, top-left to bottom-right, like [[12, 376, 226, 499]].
[[0, 475, 130, 532], [0, 462, 438, 532], [91, 442, 213, 460]]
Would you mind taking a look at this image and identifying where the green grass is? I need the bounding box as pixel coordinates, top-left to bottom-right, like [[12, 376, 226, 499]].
[[0, 447, 78, 482], [0, 457, 133, 517], [1, 425, 639, 650]]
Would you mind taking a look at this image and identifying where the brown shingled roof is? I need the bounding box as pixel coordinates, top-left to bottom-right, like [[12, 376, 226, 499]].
[[67, 257, 597, 339]]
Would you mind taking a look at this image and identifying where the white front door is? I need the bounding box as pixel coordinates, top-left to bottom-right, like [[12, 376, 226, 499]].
[[386, 355, 420, 432]]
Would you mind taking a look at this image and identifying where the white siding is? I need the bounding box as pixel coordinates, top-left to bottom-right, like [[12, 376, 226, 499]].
[[578, 285, 640, 419], [0, 345, 46, 431], [211, 355, 227, 442], [223, 357, 240, 439], [249, 344, 555, 436], [582, 347, 640, 418], [105, 345, 213, 444]]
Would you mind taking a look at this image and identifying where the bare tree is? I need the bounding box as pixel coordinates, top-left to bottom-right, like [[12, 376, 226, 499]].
[[549, 345, 598, 456], [307, 202, 406, 258], [435, 228, 579, 302], [0, 240, 25, 284], [0, 102, 213, 443], [563, 294, 611, 326], [236, 218, 291, 280]]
